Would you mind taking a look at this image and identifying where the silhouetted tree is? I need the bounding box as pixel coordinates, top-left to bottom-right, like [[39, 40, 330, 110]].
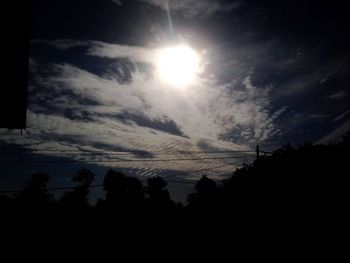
[[2, 130, 349, 223], [220, 136, 350, 217], [187, 175, 218, 211], [0, 194, 14, 210], [125, 176, 144, 206], [59, 169, 94, 209], [146, 176, 173, 210], [99, 170, 144, 212], [18, 173, 53, 208], [341, 131, 350, 147]]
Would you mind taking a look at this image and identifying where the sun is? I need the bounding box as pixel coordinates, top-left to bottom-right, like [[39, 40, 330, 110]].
[[156, 45, 200, 87]]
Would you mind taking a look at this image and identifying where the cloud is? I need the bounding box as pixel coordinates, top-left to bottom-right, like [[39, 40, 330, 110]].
[[111, 0, 122, 6], [137, 0, 241, 17], [32, 39, 154, 63], [31, 39, 283, 147], [34, 61, 277, 145], [86, 41, 156, 63], [31, 39, 89, 50], [319, 78, 328, 84], [333, 110, 350, 122], [329, 90, 348, 99], [318, 119, 350, 144], [309, 114, 329, 120], [0, 38, 289, 179]]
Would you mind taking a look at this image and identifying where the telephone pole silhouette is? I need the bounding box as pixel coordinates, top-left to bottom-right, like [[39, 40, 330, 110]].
[[256, 145, 260, 161]]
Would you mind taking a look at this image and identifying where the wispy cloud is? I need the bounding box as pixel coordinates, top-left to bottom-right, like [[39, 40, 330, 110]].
[[309, 114, 329, 120], [318, 119, 350, 144], [31, 39, 154, 63], [136, 0, 241, 18], [86, 41, 155, 62], [1, 38, 287, 179], [111, 0, 122, 6], [31, 39, 89, 50], [333, 110, 350, 122], [30, 59, 278, 146], [329, 90, 348, 100], [30, 39, 283, 145]]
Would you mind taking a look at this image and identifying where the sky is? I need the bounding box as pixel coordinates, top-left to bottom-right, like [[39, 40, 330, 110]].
[[1, 0, 350, 203]]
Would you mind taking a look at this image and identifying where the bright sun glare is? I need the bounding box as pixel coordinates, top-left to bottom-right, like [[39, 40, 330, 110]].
[[156, 45, 200, 87]]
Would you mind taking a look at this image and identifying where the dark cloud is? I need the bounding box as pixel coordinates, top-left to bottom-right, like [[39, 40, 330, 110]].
[[114, 112, 188, 138]]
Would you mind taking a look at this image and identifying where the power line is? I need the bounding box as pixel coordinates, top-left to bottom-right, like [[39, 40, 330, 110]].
[[162, 180, 196, 185], [176, 158, 253, 176], [0, 149, 255, 155], [0, 159, 253, 193], [0, 155, 249, 164], [188, 158, 254, 178], [0, 144, 256, 153], [0, 180, 195, 193], [0, 184, 101, 194], [0, 180, 196, 194], [159, 158, 253, 183]]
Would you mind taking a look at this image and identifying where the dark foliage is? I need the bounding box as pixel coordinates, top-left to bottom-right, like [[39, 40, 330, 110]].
[[1, 132, 349, 227], [59, 169, 94, 210], [96, 169, 145, 213], [17, 173, 53, 209]]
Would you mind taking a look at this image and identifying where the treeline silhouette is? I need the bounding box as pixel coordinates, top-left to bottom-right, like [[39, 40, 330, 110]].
[[1, 132, 349, 221]]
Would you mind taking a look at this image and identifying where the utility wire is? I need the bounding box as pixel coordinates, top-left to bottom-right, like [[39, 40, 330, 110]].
[[0, 149, 255, 155], [0, 159, 253, 193], [0, 155, 249, 164], [170, 158, 253, 177]]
